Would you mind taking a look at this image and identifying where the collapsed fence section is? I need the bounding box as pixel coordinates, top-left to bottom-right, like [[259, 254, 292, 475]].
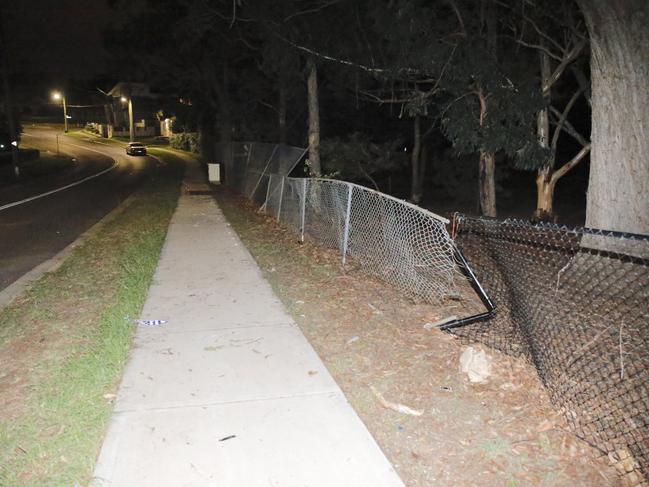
[[262, 176, 458, 303], [450, 215, 649, 483], [217, 142, 307, 205]]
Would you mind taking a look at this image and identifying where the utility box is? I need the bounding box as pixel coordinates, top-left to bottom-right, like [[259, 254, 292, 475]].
[[208, 163, 221, 184]]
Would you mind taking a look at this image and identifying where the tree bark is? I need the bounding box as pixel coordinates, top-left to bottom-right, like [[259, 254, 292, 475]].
[[218, 60, 233, 169], [410, 115, 423, 204], [306, 56, 321, 176], [535, 46, 555, 220], [199, 109, 216, 162], [479, 151, 497, 217], [476, 0, 497, 217], [477, 87, 496, 217], [278, 78, 287, 145], [577, 0, 649, 234], [535, 166, 556, 220]]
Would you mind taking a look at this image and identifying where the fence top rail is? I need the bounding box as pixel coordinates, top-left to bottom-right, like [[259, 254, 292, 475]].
[[293, 177, 450, 225], [456, 213, 649, 242]]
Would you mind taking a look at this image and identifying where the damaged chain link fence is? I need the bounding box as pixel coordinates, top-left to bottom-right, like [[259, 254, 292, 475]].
[[264, 176, 458, 303], [220, 140, 648, 484], [449, 215, 649, 485], [221, 142, 459, 304]]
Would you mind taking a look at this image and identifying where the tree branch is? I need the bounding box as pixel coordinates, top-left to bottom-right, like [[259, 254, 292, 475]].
[[274, 33, 421, 76], [543, 38, 586, 94], [521, 10, 567, 54], [550, 106, 589, 147], [570, 65, 592, 107], [550, 87, 584, 150], [446, 0, 466, 35], [551, 143, 591, 183], [284, 0, 343, 23], [514, 37, 563, 61]]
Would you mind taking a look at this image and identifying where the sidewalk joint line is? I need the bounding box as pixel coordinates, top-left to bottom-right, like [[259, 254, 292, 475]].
[[114, 389, 343, 414]]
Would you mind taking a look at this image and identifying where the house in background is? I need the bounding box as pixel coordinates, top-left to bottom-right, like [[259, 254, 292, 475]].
[[85, 82, 178, 139], [105, 82, 158, 138]]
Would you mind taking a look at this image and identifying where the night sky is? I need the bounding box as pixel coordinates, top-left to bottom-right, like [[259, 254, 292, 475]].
[[3, 0, 121, 83]]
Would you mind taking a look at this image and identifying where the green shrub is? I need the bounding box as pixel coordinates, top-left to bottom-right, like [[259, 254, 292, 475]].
[[169, 132, 200, 153]]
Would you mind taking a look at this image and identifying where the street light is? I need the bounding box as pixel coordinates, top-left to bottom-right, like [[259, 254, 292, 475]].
[[120, 95, 135, 142], [51, 91, 68, 133]]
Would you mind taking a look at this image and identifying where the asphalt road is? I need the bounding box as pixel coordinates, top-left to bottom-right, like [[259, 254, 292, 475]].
[[0, 127, 157, 291]]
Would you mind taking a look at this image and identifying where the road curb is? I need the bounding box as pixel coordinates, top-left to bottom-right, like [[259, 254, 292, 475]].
[[0, 192, 139, 312]]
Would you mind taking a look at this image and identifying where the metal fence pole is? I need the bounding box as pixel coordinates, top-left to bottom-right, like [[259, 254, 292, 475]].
[[261, 173, 273, 213], [300, 178, 307, 242], [341, 183, 353, 266], [277, 176, 285, 222]]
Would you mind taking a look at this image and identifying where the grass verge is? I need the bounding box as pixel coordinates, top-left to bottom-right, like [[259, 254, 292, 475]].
[[0, 150, 186, 486]]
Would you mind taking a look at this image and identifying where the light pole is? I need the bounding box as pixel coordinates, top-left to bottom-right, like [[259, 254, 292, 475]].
[[51, 91, 68, 133], [120, 96, 134, 142]]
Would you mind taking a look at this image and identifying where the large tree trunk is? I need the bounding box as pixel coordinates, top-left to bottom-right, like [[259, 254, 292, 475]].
[[475, 0, 497, 217], [306, 56, 321, 176], [278, 78, 287, 145], [218, 61, 233, 170], [535, 166, 556, 220], [410, 115, 424, 204], [479, 151, 497, 217], [535, 47, 555, 220], [200, 109, 216, 162], [578, 0, 649, 234]]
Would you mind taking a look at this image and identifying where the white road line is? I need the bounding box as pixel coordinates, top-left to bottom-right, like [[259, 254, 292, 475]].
[[0, 139, 119, 212]]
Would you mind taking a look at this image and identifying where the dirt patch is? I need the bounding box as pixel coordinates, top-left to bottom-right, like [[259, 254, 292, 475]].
[[215, 188, 623, 487]]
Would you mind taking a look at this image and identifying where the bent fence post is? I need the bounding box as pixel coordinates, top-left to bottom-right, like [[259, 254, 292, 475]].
[[341, 183, 353, 266], [300, 178, 307, 242], [261, 173, 273, 212], [277, 176, 285, 222]]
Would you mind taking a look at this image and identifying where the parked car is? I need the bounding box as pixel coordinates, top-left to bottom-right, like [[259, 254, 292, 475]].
[[126, 142, 147, 156]]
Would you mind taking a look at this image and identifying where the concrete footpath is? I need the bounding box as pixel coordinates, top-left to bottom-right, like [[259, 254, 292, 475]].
[[92, 161, 405, 486]]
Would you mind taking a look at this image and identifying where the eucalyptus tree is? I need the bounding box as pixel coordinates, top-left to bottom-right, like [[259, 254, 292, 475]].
[[365, 0, 545, 216], [575, 0, 649, 235], [510, 0, 590, 220]]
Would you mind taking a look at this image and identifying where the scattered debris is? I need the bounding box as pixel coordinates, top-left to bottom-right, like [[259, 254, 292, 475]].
[[370, 385, 424, 416], [219, 435, 236, 442], [459, 346, 492, 383], [295, 300, 305, 304], [367, 303, 383, 314], [346, 336, 360, 345], [308, 370, 318, 376], [134, 319, 167, 327], [423, 316, 458, 330]]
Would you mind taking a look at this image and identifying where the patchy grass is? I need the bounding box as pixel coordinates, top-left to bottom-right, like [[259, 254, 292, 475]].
[[214, 188, 622, 487], [0, 151, 185, 486]]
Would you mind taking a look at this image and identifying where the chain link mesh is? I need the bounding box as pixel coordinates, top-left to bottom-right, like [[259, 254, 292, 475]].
[[222, 140, 648, 484], [346, 184, 456, 301], [264, 176, 457, 303], [450, 215, 649, 485], [218, 142, 307, 205]]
